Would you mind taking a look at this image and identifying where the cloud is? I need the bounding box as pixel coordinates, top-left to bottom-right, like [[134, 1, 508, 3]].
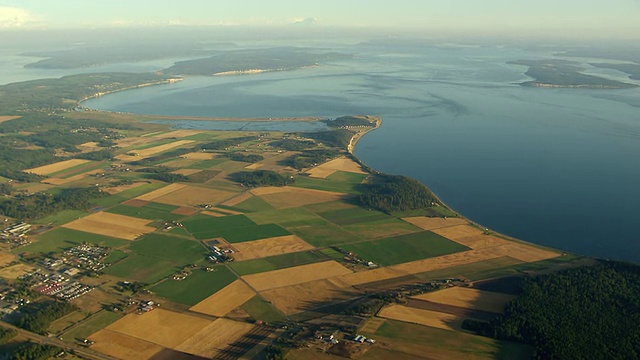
[[0, 6, 40, 28]]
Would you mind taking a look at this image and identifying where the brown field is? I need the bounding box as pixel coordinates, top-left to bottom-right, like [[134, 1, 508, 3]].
[[448, 234, 510, 250], [432, 225, 485, 240], [243, 261, 353, 292], [490, 243, 559, 262], [244, 163, 262, 170], [17, 182, 53, 193], [76, 141, 102, 152], [115, 140, 194, 160], [307, 156, 367, 178], [89, 329, 164, 360], [61, 212, 156, 240], [261, 277, 358, 314], [175, 318, 255, 358], [190, 280, 256, 317], [254, 186, 346, 209], [104, 181, 150, 195], [250, 187, 288, 196], [135, 183, 187, 201], [360, 317, 387, 334], [412, 287, 516, 314], [106, 309, 211, 348], [42, 176, 87, 186], [171, 206, 199, 216], [151, 130, 203, 139], [338, 267, 411, 287], [0, 252, 16, 267], [220, 192, 253, 207], [231, 235, 315, 261], [26, 159, 91, 176], [201, 210, 225, 217], [402, 217, 469, 230], [0, 115, 21, 123], [180, 152, 217, 160], [122, 199, 150, 207], [170, 168, 202, 176], [0, 264, 35, 280], [378, 304, 463, 331], [151, 185, 237, 207]]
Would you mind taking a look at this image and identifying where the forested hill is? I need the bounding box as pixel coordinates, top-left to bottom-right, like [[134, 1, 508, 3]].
[[487, 261, 640, 359]]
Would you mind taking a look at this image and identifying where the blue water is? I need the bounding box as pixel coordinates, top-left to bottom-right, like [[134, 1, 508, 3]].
[[81, 44, 640, 263]]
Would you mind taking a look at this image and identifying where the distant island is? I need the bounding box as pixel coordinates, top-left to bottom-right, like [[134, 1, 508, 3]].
[[590, 63, 640, 81], [160, 47, 351, 76], [509, 59, 638, 89]]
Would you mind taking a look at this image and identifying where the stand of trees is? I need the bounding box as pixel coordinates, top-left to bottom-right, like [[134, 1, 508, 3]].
[[234, 170, 294, 187], [16, 300, 76, 334], [468, 261, 640, 359], [0, 327, 17, 344], [225, 153, 264, 163], [286, 149, 340, 170], [307, 129, 355, 148], [358, 174, 438, 212], [323, 116, 374, 128], [146, 173, 191, 183], [0, 187, 106, 220], [8, 343, 63, 360], [270, 139, 316, 151]]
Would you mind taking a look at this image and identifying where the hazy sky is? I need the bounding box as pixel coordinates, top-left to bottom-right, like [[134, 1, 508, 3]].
[[1, 0, 639, 37]]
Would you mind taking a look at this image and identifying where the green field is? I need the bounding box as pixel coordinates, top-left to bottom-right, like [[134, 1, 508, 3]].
[[318, 207, 391, 225], [289, 219, 362, 247], [104, 254, 176, 284], [182, 214, 256, 238], [20, 228, 128, 254], [127, 234, 208, 265], [150, 267, 237, 306], [214, 224, 291, 243], [189, 158, 229, 170], [341, 218, 421, 239], [245, 206, 323, 225], [230, 250, 328, 275], [93, 182, 165, 208], [368, 320, 533, 360], [339, 231, 470, 266], [223, 195, 274, 213], [106, 202, 184, 221], [292, 171, 366, 194], [61, 310, 123, 342], [103, 250, 129, 265], [241, 296, 286, 324], [32, 209, 89, 226]]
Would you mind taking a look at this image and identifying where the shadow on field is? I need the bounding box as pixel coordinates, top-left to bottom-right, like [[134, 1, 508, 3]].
[[214, 326, 275, 360]]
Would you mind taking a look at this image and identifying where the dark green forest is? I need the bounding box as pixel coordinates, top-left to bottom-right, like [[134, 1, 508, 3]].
[[0, 187, 106, 220], [233, 170, 294, 187], [358, 174, 439, 212], [15, 300, 77, 334], [468, 261, 640, 359]]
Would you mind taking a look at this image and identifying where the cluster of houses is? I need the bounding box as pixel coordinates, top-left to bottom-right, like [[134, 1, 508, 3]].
[[171, 270, 191, 281], [206, 243, 234, 263], [137, 300, 156, 313], [0, 222, 32, 245], [330, 246, 378, 269], [61, 244, 109, 272], [31, 273, 92, 300]]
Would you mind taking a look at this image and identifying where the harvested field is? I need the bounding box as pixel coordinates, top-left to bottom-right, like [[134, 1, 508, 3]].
[[231, 235, 315, 261], [254, 186, 346, 209], [244, 163, 261, 170], [151, 129, 203, 139], [88, 329, 163, 360], [181, 152, 217, 160], [115, 140, 194, 160], [307, 156, 367, 178], [175, 318, 255, 359], [190, 280, 256, 317], [61, 212, 155, 240], [432, 225, 485, 240], [221, 192, 253, 207], [104, 181, 150, 195], [171, 168, 202, 176], [106, 309, 211, 348], [340, 267, 412, 287], [402, 217, 469, 230], [26, 159, 90, 176], [122, 199, 150, 207], [449, 234, 510, 249], [243, 261, 352, 291], [412, 287, 516, 314], [261, 277, 358, 314], [490, 243, 559, 262], [201, 210, 225, 217], [171, 206, 199, 216], [378, 304, 463, 331], [0, 115, 21, 123], [152, 185, 236, 207], [76, 141, 102, 152], [0, 251, 15, 267], [135, 183, 187, 201], [0, 264, 34, 279]]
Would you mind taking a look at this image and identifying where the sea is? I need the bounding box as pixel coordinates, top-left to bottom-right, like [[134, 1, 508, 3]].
[[3, 42, 640, 263]]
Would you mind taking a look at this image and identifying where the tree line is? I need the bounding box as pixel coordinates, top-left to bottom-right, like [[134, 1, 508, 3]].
[[358, 174, 438, 212], [0, 187, 106, 220]]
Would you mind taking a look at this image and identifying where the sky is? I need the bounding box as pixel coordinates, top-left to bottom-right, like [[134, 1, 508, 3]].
[[1, 0, 640, 38]]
